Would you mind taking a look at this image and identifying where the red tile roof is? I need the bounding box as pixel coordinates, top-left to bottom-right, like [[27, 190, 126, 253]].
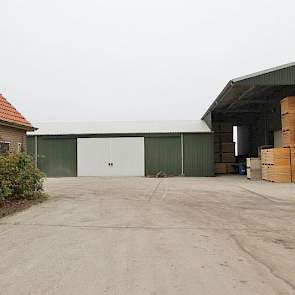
[[0, 94, 34, 130]]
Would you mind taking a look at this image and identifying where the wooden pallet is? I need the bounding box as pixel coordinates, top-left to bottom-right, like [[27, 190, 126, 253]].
[[262, 164, 292, 183], [291, 147, 295, 183], [281, 96, 295, 115], [221, 152, 236, 163], [261, 148, 292, 183], [282, 113, 295, 131], [247, 158, 262, 181], [282, 130, 295, 147], [221, 142, 235, 153], [215, 163, 236, 174], [261, 148, 291, 166]]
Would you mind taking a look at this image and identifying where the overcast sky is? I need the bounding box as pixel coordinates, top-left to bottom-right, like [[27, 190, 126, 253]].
[[1, 0, 295, 123]]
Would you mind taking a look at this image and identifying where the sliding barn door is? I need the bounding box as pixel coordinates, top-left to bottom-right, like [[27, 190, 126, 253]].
[[77, 137, 144, 176]]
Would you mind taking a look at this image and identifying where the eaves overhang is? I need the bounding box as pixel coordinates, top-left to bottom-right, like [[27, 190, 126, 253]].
[[202, 62, 295, 120]]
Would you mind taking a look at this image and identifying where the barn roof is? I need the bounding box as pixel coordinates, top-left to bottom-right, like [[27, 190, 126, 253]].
[[202, 62, 295, 120], [28, 120, 211, 136]]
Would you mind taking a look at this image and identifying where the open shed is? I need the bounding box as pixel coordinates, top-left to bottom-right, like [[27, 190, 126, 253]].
[[203, 62, 295, 162]]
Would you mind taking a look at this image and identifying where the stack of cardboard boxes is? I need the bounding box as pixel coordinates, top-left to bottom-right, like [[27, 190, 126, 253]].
[[246, 158, 262, 181], [214, 123, 236, 174]]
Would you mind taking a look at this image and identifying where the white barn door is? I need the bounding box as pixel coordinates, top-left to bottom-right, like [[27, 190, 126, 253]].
[[77, 138, 112, 176], [109, 137, 145, 176], [77, 137, 145, 176]]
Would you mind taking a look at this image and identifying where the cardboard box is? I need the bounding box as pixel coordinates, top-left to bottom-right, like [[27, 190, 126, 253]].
[[221, 142, 235, 153], [246, 158, 261, 170], [215, 163, 236, 174], [221, 153, 236, 163], [247, 158, 262, 181], [215, 163, 227, 174], [247, 169, 262, 181]]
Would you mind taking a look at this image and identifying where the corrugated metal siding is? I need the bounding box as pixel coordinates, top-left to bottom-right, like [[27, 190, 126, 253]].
[[145, 136, 181, 176], [37, 137, 77, 177], [27, 133, 215, 178], [27, 136, 35, 158], [183, 134, 214, 176], [237, 65, 295, 85]]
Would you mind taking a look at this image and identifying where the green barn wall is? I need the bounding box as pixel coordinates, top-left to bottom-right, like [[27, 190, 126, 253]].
[[37, 137, 77, 177], [144, 136, 181, 176], [183, 133, 214, 176], [27, 133, 214, 177], [27, 136, 36, 159]]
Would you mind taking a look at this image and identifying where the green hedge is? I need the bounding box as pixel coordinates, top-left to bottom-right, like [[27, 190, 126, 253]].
[[0, 153, 45, 201]]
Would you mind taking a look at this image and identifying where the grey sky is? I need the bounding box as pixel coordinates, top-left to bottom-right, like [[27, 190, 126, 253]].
[[1, 0, 295, 123]]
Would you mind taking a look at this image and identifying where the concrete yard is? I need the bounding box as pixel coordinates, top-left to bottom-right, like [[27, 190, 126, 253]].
[[0, 176, 295, 295]]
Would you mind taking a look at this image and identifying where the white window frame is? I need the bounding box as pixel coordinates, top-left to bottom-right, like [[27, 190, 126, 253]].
[[0, 141, 11, 154], [17, 142, 22, 153]]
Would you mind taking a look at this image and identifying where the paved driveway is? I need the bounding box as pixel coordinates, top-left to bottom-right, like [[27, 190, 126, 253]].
[[0, 176, 295, 295]]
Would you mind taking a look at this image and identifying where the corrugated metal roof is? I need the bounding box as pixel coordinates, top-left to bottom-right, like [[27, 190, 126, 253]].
[[28, 120, 211, 136], [202, 62, 295, 119], [233, 62, 295, 85], [232, 62, 295, 83]]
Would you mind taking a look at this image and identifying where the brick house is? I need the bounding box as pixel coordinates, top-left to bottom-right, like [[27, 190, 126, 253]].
[[0, 94, 35, 154]]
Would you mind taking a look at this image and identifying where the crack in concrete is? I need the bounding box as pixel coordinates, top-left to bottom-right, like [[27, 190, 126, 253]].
[[148, 179, 164, 202], [1, 222, 295, 232], [240, 187, 295, 204], [230, 233, 295, 292]]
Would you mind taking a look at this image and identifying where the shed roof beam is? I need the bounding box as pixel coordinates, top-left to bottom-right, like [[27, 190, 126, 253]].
[[214, 109, 261, 113], [227, 86, 256, 110]]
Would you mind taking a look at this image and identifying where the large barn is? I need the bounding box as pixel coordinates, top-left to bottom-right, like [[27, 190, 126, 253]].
[[27, 121, 214, 177], [28, 62, 295, 179]]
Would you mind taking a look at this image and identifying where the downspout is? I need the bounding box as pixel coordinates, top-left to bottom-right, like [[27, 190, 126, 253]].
[[181, 133, 184, 176], [34, 135, 38, 168]]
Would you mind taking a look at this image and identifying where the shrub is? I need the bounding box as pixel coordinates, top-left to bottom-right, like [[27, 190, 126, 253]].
[[0, 153, 45, 202]]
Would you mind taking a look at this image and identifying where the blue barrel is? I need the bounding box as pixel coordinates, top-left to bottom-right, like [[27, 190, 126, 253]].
[[239, 163, 246, 175]]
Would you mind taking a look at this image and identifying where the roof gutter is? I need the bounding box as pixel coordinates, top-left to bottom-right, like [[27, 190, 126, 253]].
[[201, 80, 234, 120], [0, 119, 38, 132]]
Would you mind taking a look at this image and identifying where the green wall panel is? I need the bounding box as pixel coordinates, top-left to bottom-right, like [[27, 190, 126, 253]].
[[27, 136, 36, 159], [28, 132, 214, 178], [145, 136, 181, 176], [183, 134, 214, 177], [38, 137, 77, 177]]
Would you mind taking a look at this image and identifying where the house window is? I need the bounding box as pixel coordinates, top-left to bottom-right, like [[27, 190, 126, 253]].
[[0, 142, 10, 154], [17, 143, 22, 153]]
